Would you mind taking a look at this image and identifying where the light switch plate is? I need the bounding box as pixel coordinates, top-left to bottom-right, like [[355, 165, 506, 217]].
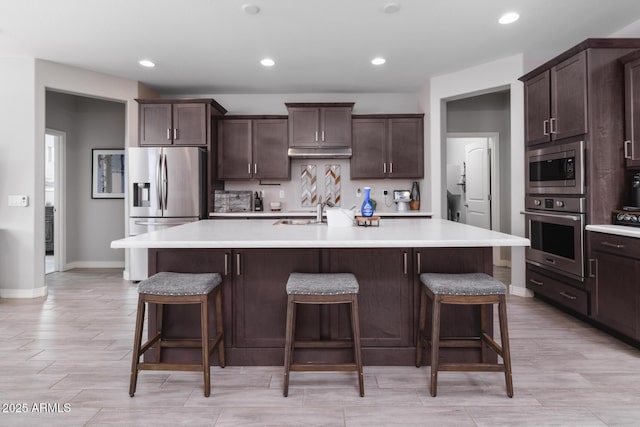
[[8, 195, 29, 207]]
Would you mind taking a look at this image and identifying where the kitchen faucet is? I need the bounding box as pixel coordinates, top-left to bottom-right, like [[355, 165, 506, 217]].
[[316, 197, 335, 223]]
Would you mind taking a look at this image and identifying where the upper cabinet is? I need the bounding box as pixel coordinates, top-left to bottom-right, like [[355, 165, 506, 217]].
[[523, 51, 588, 146], [351, 115, 424, 179], [217, 117, 289, 180], [137, 98, 226, 147], [622, 51, 640, 168], [286, 103, 353, 148]]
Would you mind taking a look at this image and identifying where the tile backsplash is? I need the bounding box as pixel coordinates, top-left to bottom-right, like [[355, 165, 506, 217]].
[[222, 159, 421, 213]]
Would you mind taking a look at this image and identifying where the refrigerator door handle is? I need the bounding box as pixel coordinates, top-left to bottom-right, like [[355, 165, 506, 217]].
[[162, 153, 169, 209], [156, 152, 163, 210]]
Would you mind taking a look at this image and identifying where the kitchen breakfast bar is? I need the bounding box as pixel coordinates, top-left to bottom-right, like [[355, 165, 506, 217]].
[[111, 218, 529, 366]]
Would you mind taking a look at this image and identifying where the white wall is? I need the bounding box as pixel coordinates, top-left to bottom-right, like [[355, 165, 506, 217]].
[[419, 54, 527, 292]]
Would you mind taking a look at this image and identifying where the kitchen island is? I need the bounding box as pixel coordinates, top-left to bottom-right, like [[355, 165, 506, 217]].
[[112, 218, 529, 366]]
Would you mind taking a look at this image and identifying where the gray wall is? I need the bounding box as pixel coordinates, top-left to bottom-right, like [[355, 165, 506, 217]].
[[446, 90, 511, 260], [46, 91, 125, 266]]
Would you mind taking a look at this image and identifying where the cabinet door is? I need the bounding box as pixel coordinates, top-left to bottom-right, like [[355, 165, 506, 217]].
[[592, 251, 638, 338], [234, 249, 321, 347], [252, 119, 290, 180], [388, 118, 424, 178], [351, 118, 387, 179], [139, 103, 173, 146], [320, 107, 352, 147], [551, 51, 588, 141], [288, 108, 320, 147], [624, 58, 640, 168], [172, 103, 207, 146], [217, 120, 252, 179], [328, 248, 413, 347], [524, 72, 551, 145]]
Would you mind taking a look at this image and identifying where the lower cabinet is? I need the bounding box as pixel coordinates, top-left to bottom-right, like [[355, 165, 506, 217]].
[[588, 231, 640, 340], [526, 266, 589, 316]]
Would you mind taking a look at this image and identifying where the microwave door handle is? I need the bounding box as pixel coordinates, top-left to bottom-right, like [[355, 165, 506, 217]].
[[523, 210, 582, 222], [156, 153, 163, 210]]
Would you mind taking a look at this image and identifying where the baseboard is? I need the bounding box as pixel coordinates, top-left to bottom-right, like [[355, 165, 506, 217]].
[[494, 259, 512, 268], [63, 261, 125, 270], [0, 286, 48, 299], [509, 284, 533, 298]]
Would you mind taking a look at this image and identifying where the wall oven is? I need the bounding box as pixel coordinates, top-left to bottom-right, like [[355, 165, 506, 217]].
[[524, 196, 585, 281], [526, 140, 585, 195]]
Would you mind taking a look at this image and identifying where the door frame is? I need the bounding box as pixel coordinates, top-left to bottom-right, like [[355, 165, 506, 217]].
[[45, 128, 66, 272]]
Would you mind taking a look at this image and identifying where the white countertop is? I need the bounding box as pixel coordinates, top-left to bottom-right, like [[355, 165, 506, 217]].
[[586, 224, 640, 239], [209, 210, 433, 218], [111, 218, 529, 249]]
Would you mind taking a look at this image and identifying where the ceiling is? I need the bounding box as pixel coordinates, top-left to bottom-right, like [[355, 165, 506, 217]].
[[1, 0, 640, 95]]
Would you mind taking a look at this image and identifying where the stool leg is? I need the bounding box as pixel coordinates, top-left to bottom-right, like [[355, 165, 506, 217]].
[[129, 296, 145, 397], [430, 295, 441, 397], [201, 294, 211, 397], [155, 303, 163, 363], [283, 295, 295, 397], [350, 295, 364, 397], [215, 287, 226, 368], [480, 304, 488, 364], [498, 295, 514, 398], [415, 287, 427, 367]]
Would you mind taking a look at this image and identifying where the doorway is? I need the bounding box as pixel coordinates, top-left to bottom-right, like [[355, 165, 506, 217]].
[[44, 129, 65, 274]]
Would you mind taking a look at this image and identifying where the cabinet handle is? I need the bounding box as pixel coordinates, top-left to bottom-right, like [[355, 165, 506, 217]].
[[236, 253, 241, 276], [543, 120, 550, 136], [550, 118, 557, 134], [559, 291, 577, 301], [601, 241, 625, 249], [167, 128, 171, 140], [529, 278, 543, 287], [416, 252, 421, 274], [321, 131, 325, 141], [315, 131, 318, 142], [624, 140, 634, 160], [389, 162, 394, 174], [383, 163, 387, 174], [588, 258, 597, 278], [545, 258, 556, 264], [254, 163, 257, 174], [247, 163, 251, 175], [224, 253, 229, 276], [403, 252, 408, 275], [173, 128, 178, 140]]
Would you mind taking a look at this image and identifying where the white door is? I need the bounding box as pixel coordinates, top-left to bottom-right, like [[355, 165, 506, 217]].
[[464, 140, 491, 229]]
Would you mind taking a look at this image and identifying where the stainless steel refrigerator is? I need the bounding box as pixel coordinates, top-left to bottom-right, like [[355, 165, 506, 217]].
[[128, 146, 206, 280]]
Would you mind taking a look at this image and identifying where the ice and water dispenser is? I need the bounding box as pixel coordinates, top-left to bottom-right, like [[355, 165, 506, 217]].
[[133, 182, 151, 207]]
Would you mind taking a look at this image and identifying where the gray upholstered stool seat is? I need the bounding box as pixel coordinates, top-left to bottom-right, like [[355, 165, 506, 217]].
[[420, 273, 506, 296], [283, 272, 364, 397], [286, 272, 359, 295], [138, 272, 222, 296], [416, 272, 513, 398], [130, 271, 225, 398]]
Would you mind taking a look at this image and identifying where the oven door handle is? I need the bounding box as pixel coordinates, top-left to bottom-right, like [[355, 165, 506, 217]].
[[521, 211, 582, 222]]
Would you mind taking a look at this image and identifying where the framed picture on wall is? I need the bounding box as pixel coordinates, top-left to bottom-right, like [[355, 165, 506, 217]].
[[92, 149, 125, 199]]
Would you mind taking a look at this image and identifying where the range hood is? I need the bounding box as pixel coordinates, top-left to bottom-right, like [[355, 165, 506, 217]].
[[287, 147, 352, 158]]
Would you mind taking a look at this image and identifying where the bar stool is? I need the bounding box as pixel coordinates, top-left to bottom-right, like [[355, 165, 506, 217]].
[[283, 272, 364, 397], [415, 272, 513, 397], [129, 272, 225, 397]]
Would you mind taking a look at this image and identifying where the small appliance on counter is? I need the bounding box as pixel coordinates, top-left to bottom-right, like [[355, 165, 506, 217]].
[[611, 173, 640, 227], [393, 190, 411, 212]]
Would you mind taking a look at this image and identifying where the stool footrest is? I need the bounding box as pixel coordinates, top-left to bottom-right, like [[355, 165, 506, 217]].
[[294, 340, 354, 349], [439, 363, 506, 372], [138, 332, 162, 355], [160, 339, 204, 348], [290, 363, 359, 372], [430, 338, 483, 348], [138, 362, 205, 372], [480, 333, 504, 356]]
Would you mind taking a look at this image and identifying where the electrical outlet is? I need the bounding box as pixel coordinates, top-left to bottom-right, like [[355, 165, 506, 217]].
[[8, 195, 29, 207], [383, 190, 388, 196], [356, 188, 362, 197], [279, 190, 285, 199]]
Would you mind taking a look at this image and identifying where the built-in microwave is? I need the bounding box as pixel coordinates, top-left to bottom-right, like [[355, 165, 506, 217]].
[[526, 140, 584, 195]]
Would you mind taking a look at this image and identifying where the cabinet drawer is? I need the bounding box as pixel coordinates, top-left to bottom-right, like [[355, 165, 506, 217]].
[[527, 269, 588, 315], [589, 232, 640, 258]]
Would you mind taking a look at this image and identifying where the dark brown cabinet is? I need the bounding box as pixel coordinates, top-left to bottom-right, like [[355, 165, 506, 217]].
[[217, 117, 289, 180], [286, 103, 353, 148], [351, 115, 424, 179], [622, 52, 640, 168], [524, 50, 587, 145], [137, 99, 223, 147], [588, 231, 640, 340]]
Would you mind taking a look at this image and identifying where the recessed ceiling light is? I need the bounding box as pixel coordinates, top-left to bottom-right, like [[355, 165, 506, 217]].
[[260, 58, 275, 67], [371, 57, 386, 65], [498, 12, 520, 24], [381, 2, 401, 14], [242, 4, 260, 15], [138, 59, 155, 68]]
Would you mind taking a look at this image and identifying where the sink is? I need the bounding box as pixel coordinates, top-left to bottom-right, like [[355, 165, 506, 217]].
[[274, 219, 321, 225]]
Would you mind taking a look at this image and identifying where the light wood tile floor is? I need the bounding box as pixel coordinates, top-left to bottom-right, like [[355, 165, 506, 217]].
[[1, 268, 639, 426]]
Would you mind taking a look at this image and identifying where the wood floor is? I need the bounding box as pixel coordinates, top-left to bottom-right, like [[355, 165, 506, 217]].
[[1, 268, 639, 426]]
